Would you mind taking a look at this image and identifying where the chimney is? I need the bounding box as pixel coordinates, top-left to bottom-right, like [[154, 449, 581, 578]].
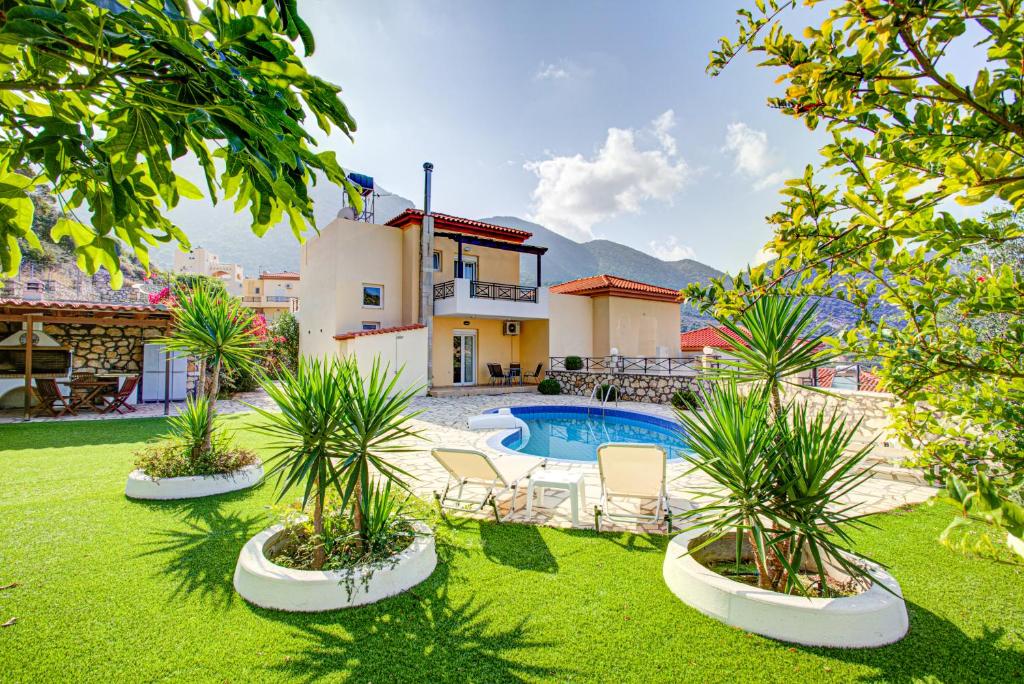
[[419, 162, 435, 387]]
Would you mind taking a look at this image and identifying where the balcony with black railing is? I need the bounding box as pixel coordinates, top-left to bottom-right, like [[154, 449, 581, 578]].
[[432, 278, 548, 320]]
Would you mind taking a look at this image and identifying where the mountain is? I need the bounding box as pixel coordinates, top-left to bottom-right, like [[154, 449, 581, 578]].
[[154, 176, 414, 274], [482, 216, 723, 330]]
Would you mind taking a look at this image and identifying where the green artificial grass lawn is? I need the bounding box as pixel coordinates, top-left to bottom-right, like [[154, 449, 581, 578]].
[[1, 414, 1022, 683]]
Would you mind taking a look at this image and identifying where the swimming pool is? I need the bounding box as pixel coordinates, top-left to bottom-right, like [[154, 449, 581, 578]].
[[491, 406, 689, 462]]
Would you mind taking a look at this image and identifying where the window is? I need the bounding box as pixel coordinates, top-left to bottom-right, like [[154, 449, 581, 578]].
[[255, 287, 260, 294], [362, 284, 383, 308], [455, 256, 478, 281], [432, 250, 442, 272], [361, 321, 380, 331]]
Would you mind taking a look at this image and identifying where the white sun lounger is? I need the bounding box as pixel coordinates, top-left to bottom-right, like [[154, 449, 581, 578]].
[[595, 443, 669, 531], [431, 448, 546, 521]]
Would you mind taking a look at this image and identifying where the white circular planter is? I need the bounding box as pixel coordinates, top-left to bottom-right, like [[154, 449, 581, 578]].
[[233, 520, 437, 612], [125, 463, 263, 500], [1009, 533, 1024, 560], [663, 529, 909, 648]]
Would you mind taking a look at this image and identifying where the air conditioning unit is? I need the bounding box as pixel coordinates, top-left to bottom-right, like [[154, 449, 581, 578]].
[[503, 320, 520, 336]]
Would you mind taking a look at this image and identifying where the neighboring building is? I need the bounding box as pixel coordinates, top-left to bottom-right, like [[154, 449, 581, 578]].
[[679, 324, 881, 391], [300, 208, 685, 395], [242, 271, 300, 322], [173, 247, 244, 296]]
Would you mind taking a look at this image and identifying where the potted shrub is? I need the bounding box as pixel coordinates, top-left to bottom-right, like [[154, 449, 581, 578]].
[[537, 378, 560, 395], [663, 296, 909, 647], [233, 356, 434, 612], [125, 282, 264, 499], [564, 355, 583, 371], [594, 383, 618, 402], [671, 388, 699, 410], [125, 396, 262, 499]]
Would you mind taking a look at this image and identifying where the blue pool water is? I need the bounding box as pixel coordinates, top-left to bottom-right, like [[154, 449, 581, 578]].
[[496, 406, 689, 462]]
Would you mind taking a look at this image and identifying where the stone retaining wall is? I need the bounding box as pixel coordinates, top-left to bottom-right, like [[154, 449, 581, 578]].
[[782, 385, 897, 446], [546, 370, 699, 404], [0, 320, 164, 375]]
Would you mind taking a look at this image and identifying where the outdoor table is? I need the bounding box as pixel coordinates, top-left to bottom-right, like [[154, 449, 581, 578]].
[[67, 377, 118, 411], [526, 470, 587, 526]]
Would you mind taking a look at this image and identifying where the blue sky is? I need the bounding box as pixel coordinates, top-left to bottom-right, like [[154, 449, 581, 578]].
[[302, 1, 829, 272]]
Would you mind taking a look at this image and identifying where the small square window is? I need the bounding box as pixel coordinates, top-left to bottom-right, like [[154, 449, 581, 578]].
[[255, 287, 260, 294], [362, 284, 383, 308], [361, 321, 380, 331], [432, 250, 442, 271]]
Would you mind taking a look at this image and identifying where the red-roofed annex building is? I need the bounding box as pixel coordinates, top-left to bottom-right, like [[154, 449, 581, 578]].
[[299, 207, 684, 394]]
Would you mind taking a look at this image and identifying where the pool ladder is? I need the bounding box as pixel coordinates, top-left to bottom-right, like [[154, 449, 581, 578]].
[[588, 381, 622, 411]]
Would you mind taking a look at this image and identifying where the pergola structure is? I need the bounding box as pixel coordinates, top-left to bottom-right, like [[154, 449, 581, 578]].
[[0, 299, 173, 419]]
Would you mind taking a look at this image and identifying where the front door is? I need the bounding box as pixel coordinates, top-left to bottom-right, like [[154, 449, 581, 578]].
[[453, 331, 476, 385]]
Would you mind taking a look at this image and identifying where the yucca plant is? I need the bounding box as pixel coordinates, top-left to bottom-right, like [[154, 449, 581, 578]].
[[252, 357, 352, 569], [677, 381, 879, 596], [714, 295, 838, 416], [353, 479, 416, 559], [167, 395, 214, 461], [160, 278, 261, 453], [334, 357, 423, 550]]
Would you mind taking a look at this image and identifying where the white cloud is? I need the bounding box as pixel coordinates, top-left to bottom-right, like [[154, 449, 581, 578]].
[[651, 110, 678, 157], [524, 110, 691, 241], [751, 245, 777, 266], [649, 236, 695, 261], [723, 122, 791, 191], [535, 62, 570, 80]]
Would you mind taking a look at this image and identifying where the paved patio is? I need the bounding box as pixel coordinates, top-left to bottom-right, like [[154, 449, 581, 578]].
[[2, 388, 936, 531]]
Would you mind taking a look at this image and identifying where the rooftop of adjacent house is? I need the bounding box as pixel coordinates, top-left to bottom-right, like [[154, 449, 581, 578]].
[[333, 323, 426, 341], [0, 298, 172, 320], [258, 271, 300, 280], [384, 209, 532, 244], [679, 325, 747, 352], [549, 274, 681, 303]]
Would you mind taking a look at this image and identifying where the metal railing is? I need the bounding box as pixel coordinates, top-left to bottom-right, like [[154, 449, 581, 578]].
[[433, 281, 455, 300], [470, 280, 538, 302], [549, 355, 704, 376]]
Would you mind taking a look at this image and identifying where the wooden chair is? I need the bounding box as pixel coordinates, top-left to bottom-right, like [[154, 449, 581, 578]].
[[101, 375, 140, 414], [31, 379, 77, 417]]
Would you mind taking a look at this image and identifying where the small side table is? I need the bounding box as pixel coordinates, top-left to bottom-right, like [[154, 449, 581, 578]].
[[526, 470, 586, 526]]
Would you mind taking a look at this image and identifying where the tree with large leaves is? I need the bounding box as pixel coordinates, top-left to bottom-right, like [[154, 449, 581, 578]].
[[689, 0, 1024, 546], [0, 0, 360, 282]]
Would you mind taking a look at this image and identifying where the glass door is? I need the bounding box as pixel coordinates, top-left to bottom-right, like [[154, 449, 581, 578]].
[[452, 331, 476, 385], [455, 256, 478, 281]]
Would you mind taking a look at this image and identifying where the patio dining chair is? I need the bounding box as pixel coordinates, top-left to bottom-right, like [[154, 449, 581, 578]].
[[100, 375, 140, 414], [31, 379, 77, 418], [509, 363, 522, 385], [522, 363, 544, 384], [486, 363, 509, 385], [431, 447, 546, 521], [594, 443, 670, 532]]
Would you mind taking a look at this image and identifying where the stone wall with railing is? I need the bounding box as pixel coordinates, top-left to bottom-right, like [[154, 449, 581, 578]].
[[781, 385, 898, 447], [546, 370, 700, 404]]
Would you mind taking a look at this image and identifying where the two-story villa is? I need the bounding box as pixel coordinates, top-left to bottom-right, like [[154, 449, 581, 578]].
[[299, 208, 683, 395]]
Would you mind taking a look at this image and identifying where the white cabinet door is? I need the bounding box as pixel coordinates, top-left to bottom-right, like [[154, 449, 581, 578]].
[[142, 344, 188, 401]]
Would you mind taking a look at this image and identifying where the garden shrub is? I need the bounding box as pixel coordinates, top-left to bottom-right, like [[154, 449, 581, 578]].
[[537, 378, 560, 395], [595, 384, 618, 402], [671, 388, 699, 410], [564, 355, 583, 371]]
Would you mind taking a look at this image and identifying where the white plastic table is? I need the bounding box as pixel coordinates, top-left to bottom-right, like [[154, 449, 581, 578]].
[[526, 470, 586, 526]]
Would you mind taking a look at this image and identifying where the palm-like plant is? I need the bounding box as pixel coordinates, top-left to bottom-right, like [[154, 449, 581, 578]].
[[160, 279, 260, 452], [252, 357, 352, 570], [334, 358, 423, 549], [253, 356, 423, 568], [167, 395, 214, 460], [715, 295, 837, 416], [677, 381, 878, 596]]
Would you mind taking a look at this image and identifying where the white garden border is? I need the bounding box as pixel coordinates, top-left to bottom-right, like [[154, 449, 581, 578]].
[[1009, 533, 1024, 559], [663, 528, 909, 648], [124, 463, 263, 500], [233, 520, 436, 612]]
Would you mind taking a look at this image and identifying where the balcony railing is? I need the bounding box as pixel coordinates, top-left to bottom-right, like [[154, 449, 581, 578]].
[[470, 280, 537, 302], [433, 281, 455, 301], [549, 356, 705, 376]]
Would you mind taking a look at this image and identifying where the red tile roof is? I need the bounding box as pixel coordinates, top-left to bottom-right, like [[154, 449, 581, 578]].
[[0, 298, 171, 315], [334, 323, 426, 341], [814, 367, 883, 392], [679, 325, 747, 351], [384, 209, 532, 244], [549, 275, 682, 303], [259, 271, 299, 280]]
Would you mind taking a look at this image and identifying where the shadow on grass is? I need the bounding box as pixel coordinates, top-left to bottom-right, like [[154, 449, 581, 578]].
[[479, 519, 558, 573], [801, 599, 1024, 683], [132, 486, 271, 609], [254, 559, 570, 683]]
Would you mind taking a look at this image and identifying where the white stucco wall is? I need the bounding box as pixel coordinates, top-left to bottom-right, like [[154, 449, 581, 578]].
[[338, 326, 428, 396], [548, 293, 593, 358]]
